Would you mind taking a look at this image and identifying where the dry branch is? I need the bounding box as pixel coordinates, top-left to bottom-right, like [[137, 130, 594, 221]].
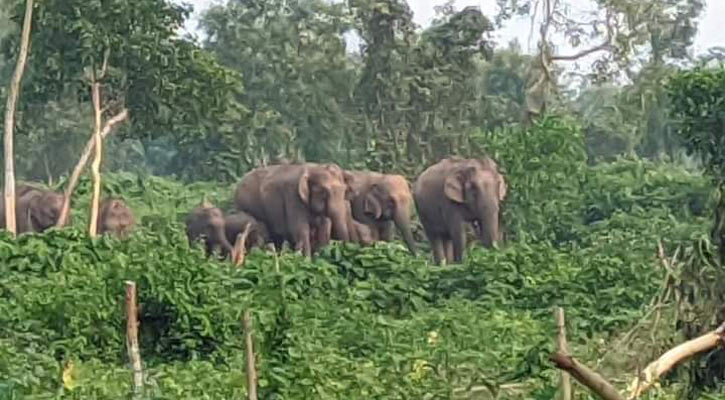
[[3, 0, 35, 235], [626, 322, 725, 399], [243, 310, 258, 400], [555, 307, 572, 400], [125, 281, 144, 398], [56, 108, 128, 227], [550, 351, 624, 400], [232, 223, 252, 266]]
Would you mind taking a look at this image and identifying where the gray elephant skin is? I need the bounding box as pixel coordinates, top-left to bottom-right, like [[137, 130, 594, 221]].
[[0, 184, 66, 234], [235, 162, 351, 257], [185, 203, 234, 258], [98, 197, 135, 237], [224, 211, 270, 251], [345, 170, 417, 254], [413, 156, 507, 265]]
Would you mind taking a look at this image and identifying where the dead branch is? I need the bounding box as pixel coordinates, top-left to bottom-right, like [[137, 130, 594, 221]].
[[626, 322, 725, 399], [232, 223, 252, 266], [555, 307, 572, 400], [550, 351, 624, 400], [56, 108, 128, 227], [125, 281, 144, 398], [243, 310, 258, 400], [3, 0, 35, 235]]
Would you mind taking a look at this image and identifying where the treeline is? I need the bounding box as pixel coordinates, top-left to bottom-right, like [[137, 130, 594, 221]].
[[0, 0, 720, 183]]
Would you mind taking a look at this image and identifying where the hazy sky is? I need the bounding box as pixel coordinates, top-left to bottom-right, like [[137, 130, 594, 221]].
[[181, 0, 725, 56]]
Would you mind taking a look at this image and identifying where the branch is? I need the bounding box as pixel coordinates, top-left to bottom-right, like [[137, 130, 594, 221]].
[[555, 307, 572, 400], [550, 41, 612, 61], [125, 281, 144, 399], [626, 322, 725, 399], [3, 0, 35, 235], [549, 352, 624, 400], [56, 109, 128, 227]]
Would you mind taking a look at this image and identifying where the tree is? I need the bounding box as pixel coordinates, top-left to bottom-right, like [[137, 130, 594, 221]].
[[3, 0, 34, 235], [2, 0, 244, 228]]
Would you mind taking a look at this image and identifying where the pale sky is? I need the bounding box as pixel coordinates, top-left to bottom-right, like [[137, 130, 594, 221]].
[[181, 0, 725, 56]]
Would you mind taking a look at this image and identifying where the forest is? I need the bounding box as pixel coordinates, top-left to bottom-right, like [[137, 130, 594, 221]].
[[1, 0, 725, 399]]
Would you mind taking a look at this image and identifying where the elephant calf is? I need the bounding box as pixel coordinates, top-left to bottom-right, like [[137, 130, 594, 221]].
[[224, 211, 270, 251], [0, 184, 66, 234], [186, 202, 234, 258], [413, 156, 507, 265], [98, 197, 135, 238]]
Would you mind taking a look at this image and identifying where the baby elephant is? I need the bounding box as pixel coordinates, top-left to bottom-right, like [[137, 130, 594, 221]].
[[97, 197, 135, 237], [0, 184, 66, 234], [186, 202, 234, 258], [224, 211, 270, 251]]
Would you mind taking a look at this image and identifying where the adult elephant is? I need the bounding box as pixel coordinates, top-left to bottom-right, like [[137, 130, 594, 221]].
[[413, 156, 507, 265], [345, 170, 416, 254], [235, 162, 351, 257], [0, 184, 66, 234]]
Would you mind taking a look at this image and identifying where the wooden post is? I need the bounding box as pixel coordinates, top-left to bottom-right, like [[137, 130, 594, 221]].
[[555, 307, 572, 400], [243, 310, 258, 400], [3, 0, 35, 235], [125, 281, 143, 398]]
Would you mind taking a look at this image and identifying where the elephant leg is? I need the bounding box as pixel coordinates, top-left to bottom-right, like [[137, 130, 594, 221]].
[[430, 237, 446, 266], [444, 240, 454, 264], [292, 224, 312, 258], [451, 222, 466, 264]]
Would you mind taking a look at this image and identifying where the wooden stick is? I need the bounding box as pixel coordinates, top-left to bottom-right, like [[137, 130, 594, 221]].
[[626, 322, 725, 399], [550, 352, 624, 400], [88, 73, 103, 237], [232, 223, 252, 266], [125, 281, 144, 398], [555, 307, 572, 400], [56, 108, 128, 227], [243, 310, 258, 400], [3, 0, 35, 235]]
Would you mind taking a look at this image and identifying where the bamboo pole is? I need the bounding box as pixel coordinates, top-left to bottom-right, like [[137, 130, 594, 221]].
[[125, 281, 144, 398], [243, 310, 258, 400], [555, 307, 572, 400], [3, 0, 35, 235]]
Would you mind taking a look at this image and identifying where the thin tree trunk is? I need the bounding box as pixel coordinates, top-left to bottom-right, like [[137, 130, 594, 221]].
[[3, 0, 35, 235], [88, 75, 103, 237], [555, 307, 572, 400], [243, 310, 258, 400], [125, 281, 144, 399], [55, 108, 127, 227]]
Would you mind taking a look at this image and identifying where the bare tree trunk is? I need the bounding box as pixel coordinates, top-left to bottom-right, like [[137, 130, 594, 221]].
[[3, 0, 35, 235], [243, 310, 258, 400], [55, 109, 127, 227], [88, 76, 103, 237], [125, 281, 144, 399]]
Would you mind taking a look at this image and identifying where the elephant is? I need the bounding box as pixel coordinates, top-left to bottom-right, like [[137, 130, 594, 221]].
[[235, 162, 351, 257], [185, 202, 234, 258], [97, 197, 135, 237], [345, 170, 417, 254], [413, 156, 507, 265], [0, 184, 66, 234], [224, 211, 270, 251]]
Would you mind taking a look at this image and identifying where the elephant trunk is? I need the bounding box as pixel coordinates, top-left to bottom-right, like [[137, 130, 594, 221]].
[[475, 193, 500, 248], [212, 222, 235, 257], [328, 206, 350, 242], [393, 206, 416, 255]]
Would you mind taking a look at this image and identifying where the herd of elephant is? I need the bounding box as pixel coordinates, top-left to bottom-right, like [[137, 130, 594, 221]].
[[0, 156, 507, 265]]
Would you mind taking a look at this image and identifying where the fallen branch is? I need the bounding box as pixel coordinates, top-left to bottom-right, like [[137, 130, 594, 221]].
[[243, 310, 258, 400], [550, 351, 624, 400], [125, 281, 144, 399], [56, 108, 128, 227], [3, 0, 35, 235], [626, 322, 725, 399]]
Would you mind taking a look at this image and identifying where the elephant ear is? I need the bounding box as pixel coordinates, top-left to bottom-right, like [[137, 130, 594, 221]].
[[297, 169, 311, 205], [363, 185, 383, 219], [444, 170, 467, 204]]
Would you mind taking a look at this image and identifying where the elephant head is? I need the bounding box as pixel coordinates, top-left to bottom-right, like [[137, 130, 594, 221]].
[[348, 172, 416, 254], [20, 188, 65, 233], [443, 158, 507, 247], [297, 163, 351, 243], [98, 197, 135, 238], [186, 203, 234, 258]]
